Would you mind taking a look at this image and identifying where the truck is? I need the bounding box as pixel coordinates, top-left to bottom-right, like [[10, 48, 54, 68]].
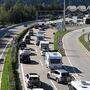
[[45, 51, 62, 69], [40, 40, 49, 56]]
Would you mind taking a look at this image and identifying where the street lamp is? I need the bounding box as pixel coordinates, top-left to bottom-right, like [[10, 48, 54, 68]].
[[63, 0, 66, 30]]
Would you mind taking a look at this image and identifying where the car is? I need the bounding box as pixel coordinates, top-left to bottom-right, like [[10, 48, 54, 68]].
[[19, 41, 26, 50], [68, 80, 90, 90], [22, 48, 31, 55], [25, 35, 30, 44], [25, 73, 42, 88], [40, 48, 48, 56], [19, 49, 31, 63], [29, 29, 33, 36], [47, 69, 71, 83]]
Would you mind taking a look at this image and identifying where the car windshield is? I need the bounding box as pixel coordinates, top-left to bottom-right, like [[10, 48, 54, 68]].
[[61, 73, 69, 77], [21, 54, 29, 59], [30, 77, 39, 81], [50, 59, 60, 64], [38, 37, 44, 40]]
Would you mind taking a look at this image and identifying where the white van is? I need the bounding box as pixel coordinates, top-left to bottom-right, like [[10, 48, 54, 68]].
[[45, 51, 62, 69]]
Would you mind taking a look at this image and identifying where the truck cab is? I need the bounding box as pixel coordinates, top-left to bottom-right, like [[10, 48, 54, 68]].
[[45, 51, 62, 69]]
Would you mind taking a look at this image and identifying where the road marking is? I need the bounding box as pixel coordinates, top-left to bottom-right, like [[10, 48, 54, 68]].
[[63, 39, 80, 80], [0, 39, 12, 89], [20, 64, 27, 90], [18, 54, 27, 90], [50, 80, 57, 90], [35, 46, 44, 67]]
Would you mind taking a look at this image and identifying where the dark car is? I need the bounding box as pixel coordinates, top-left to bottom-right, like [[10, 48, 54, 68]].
[[25, 35, 30, 44], [29, 29, 33, 36], [20, 53, 30, 63], [19, 41, 26, 50]]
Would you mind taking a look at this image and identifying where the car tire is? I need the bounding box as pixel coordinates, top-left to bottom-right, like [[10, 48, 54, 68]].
[[47, 73, 50, 79], [56, 78, 59, 83], [20, 60, 22, 63]]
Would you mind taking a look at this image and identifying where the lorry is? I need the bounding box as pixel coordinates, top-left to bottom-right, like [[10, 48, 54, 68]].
[[39, 40, 49, 56], [45, 51, 62, 69]]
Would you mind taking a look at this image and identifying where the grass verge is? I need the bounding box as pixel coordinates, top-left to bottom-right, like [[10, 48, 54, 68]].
[[1, 27, 30, 90], [54, 30, 69, 56], [79, 34, 90, 51], [1, 46, 11, 90]]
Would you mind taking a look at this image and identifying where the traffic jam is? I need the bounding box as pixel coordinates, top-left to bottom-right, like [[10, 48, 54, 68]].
[[18, 23, 90, 90]]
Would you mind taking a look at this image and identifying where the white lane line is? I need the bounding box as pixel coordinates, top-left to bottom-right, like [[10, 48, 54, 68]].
[[50, 80, 57, 90], [39, 59, 44, 67], [35, 46, 44, 67], [0, 40, 11, 59], [20, 64, 27, 90], [63, 40, 80, 80], [18, 53, 27, 90]]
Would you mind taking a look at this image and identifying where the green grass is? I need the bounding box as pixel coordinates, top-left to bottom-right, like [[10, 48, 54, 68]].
[[79, 35, 90, 51], [54, 30, 69, 56], [1, 46, 11, 90]]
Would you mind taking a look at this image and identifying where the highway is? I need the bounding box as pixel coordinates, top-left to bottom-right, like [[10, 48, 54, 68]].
[[0, 23, 33, 89], [63, 27, 90, 81], [1, 20, 90, 90], [20, 27, 69, 90]]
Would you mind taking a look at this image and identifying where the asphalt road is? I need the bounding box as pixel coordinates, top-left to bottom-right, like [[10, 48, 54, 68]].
[[20, 27, 69, 90], [63, 27, 90, 81], [0, 23, 32, 89]]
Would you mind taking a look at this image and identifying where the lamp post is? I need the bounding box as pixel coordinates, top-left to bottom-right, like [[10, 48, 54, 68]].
[[63, 0, 66, 30]]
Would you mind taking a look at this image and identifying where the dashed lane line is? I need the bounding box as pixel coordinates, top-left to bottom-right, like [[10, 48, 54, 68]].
[[63, 38, 80, 80], [18, 54, 27, 90], [50, 80, 58, 90]]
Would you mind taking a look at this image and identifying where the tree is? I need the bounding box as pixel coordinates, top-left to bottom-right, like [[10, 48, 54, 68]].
[[0, 5, 9, 25], [9, 3, 24, 23]]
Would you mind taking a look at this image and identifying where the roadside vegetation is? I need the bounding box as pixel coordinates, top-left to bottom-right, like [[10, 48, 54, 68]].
[[79, 34, 90, 51], [54, 30, 69, 56], [0, 0, 63, 26], [1, 27, 29, 90], [1, 46, 11, 90]]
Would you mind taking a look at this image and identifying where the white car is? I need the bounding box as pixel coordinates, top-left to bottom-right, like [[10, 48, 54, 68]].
[[47, 69, 71, 83], [25, 73, 42, 88]]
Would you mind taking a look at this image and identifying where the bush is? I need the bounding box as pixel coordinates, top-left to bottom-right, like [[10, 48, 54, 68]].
[[54, 30, 69, 56], [1, 46, 11, 90]]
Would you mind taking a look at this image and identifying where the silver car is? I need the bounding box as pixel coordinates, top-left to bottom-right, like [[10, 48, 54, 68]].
[[47, 69, 71, 83]]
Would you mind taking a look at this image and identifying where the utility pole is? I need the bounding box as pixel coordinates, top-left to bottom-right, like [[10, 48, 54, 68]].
[[63, 0, 66, 30]]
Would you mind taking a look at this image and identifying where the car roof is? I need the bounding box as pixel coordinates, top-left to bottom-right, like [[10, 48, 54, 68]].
[[29, 73, 38, 75], [32, 88, 44, 90], [28, 73, 39, 77], [55, 69, 68, 73]]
